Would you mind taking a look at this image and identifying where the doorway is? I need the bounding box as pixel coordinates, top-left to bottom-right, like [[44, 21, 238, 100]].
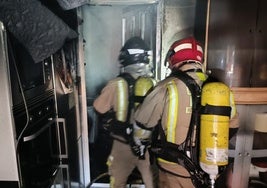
[[82, 2, 160, 186]]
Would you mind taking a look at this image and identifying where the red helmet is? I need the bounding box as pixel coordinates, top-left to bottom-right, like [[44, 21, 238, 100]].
[[167, 37, 204, 68]]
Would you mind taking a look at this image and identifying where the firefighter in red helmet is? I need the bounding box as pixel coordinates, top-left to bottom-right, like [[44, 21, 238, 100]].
[[131, 36, 239, 188], [93, 36, 156, 188]]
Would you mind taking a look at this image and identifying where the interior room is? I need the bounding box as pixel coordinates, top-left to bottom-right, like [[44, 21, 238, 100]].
[[0, 0, 267, 188]]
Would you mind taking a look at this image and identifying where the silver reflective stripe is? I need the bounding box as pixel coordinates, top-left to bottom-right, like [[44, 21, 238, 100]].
[[127, 48, 145, 54], [173, 43, 192, 52], [127, 49, 152, 55], [197, 45, 203, 53], [173, 43, 203, 53]]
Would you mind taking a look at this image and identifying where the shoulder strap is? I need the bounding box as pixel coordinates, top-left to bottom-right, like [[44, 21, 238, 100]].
[[170, 70, 201, 110], [169, 70, 202, 163]]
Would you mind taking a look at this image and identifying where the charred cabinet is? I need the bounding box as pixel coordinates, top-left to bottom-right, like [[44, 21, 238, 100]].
[[0, 0, 88, 187], [52, 45, 80, 188]]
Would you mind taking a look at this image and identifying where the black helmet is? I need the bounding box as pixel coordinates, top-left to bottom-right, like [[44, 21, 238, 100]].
[[119, 36, 151, 66]]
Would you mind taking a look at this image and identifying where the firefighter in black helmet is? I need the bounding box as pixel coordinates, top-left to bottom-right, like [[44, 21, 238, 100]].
[[93, 36, 156, 188]]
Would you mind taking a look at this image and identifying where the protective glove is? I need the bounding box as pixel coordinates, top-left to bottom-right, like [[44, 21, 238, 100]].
[[99, 110, 116, 131], [131, 142, 147, 159], [131, 121, 152, 159]]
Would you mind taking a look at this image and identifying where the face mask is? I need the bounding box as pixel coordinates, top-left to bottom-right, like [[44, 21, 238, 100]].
[[122, 63, 154, 79]]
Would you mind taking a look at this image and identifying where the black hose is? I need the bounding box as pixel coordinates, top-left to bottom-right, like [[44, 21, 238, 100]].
[[86, 171, 144, 188], [86, 172, 109, 188]]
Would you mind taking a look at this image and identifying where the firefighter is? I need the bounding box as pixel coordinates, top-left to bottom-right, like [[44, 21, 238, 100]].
[[132, 36, 239, 188], [93, 36, 155, 188]]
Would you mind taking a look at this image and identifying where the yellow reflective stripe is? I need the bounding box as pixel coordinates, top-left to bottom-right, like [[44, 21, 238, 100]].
[[116, 79, 128, 122], [157, 157, 176, 164], [196, 72, 207, 82], [110, 176, 115, 188], [166, 80, 178, 143]]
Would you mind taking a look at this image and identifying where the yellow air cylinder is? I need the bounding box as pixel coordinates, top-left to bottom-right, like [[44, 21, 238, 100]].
[[134, 77, 154, 107], [199, 82, 230, 181]]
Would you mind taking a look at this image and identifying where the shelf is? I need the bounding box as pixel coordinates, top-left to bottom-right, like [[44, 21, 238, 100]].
[[231, 87, 267, 104]]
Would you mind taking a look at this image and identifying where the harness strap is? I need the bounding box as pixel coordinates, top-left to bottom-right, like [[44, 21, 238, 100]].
[[201, 104, 232, 117], [170, 70, 201, 163], [157, 162, 191, 179], [102, 73, 135, 144], [134, 96, 146, 104], [150, 125, 210, 187]]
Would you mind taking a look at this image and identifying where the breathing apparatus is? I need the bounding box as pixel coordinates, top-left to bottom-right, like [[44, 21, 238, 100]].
[[200, 82, 231, 187], [150, 37, 232, 187]]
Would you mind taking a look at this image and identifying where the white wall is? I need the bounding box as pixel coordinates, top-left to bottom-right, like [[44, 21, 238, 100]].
[[0, 22, 19, 181]]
